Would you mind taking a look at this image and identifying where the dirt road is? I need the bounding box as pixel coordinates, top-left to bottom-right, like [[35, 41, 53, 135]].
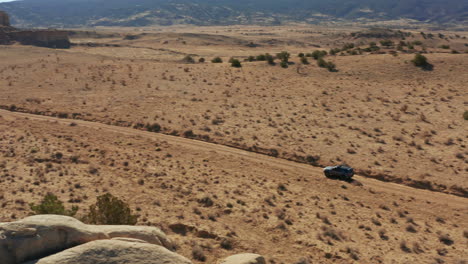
[[1, 109, 466, 209]]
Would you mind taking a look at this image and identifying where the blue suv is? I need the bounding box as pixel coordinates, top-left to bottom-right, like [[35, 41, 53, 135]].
[[323, 165, 354, 180]]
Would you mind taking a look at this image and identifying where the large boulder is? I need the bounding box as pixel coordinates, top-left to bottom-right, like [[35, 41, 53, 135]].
[[0, 215, 174, 264], [23, 238, 192, 264], [219, 253, 266, 264]]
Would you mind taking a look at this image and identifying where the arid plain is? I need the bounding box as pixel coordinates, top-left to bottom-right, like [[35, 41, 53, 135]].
[[0, 25, 467, 263]]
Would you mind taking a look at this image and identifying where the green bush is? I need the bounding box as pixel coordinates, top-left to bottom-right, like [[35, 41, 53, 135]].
[[342, 43, 355, 50], [85, 193, 138, 225], [211, 57, 223, 63], [247, 56, 256, 62], [265, 53, 275, 65], [329, 48, 340, 56], [198, 58, 205, 63], [317, 58, 327, 68], [380, 40, 394, 47], [280, 60, 288, 68], [311, 50, 327, 60], [298, 52, 305, 57], [412, 54, 428, 67], [230, 58, 242, 68], [276, 51, 290, 63], [464, 111, 468, 120], [317, 58, 337, 72], [439, 45, 450, 49], [256, 54, 266, 61], [300, 56, 309, 64], [30, 193, 78, 216]]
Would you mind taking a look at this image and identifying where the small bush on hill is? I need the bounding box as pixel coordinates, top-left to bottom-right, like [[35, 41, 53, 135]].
[[276, 51, 291, 63], [311, 50, 327, 60], [380, 40, 394, 47], [85, 193, 138, 225], [317, 58, 337, 72], [463, 111, 468, 120], [247, 56, 256, 62], [265, 53, 275, 65], [30, 193, 78, 216], [300, 56, 309, 64], [230, 58, 242, 68], [412, 54, 429, 67], [198, 58, 205, 63], [211, 57, 223, 63], [256, 54, 266, 61]]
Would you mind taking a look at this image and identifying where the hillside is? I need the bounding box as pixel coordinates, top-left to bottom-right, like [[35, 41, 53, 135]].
[[0, 0, 467, 28]]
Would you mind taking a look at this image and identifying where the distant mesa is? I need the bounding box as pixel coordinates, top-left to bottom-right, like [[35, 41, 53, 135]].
[[0, 10, 70, 49]]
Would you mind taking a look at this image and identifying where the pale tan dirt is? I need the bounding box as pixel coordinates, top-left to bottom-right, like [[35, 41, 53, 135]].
[[0, 27, 466, 195], [0, 111, 467, 264], [0, 25, 467, 263]]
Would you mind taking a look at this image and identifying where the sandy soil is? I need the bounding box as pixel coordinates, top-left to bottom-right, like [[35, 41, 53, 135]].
[[0, 110, 467, 264], [0, 25, 467, 263]]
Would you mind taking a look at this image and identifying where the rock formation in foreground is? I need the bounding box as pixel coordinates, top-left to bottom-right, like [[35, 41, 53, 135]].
[[0, 215, 190, 264], [0, 10, 70, 48]]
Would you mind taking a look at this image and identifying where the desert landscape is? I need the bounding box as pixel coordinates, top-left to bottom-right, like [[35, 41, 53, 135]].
[[0, 5, 467, 264]]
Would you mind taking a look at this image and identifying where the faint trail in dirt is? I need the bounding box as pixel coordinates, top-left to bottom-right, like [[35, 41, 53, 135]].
[[1, 109, 466, 209]]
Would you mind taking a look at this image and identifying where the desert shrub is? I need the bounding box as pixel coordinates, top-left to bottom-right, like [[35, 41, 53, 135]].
[[247, 56, 256, 62], [300, 56, 309, 64], [412, 54, 429, 67], [342, 43, 355, 50], [220, 238, 234, 250], [317, 58, 327, 68], [256, 54, 266, 61], [230, 58, 242, 68], [182, 55, 195, 63], [380, 40, 394, 47], [30, 193, 78, 216], [211, 57, 223, 63], [146, 123, 161, 132], [311, 50, 327, 60], [276, 51, 290, 63], [265, 53, 275, 65], [400, 240, 412, 253], [85, 193, 138, 225], [298, 52, 305, 57], [192, 245, 206, 261], [463, 111, 468, 120], [280, 60, 288, 68], [317, 58, 337, 72], [329, 48, 341, 55], [325, 61, 336, 72], [439, 45, 450, 49], [412, 40, 423, 46], [198, 58, 205, 63], [439, 234, 454, 245]]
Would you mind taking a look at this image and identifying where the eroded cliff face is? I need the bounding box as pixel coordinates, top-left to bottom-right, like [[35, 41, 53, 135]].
[[10, 30, 71, 48], [0, 11, 10, 27], [0, 10, 70, 48]]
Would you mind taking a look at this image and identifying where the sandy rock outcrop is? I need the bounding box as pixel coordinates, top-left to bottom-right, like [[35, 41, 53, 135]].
[[0, 10, 10, 26], [0, 215, 174, 264], [0, 10, 70, 48], [219, 253, 266, 264], [23, 238, 192, 264]]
